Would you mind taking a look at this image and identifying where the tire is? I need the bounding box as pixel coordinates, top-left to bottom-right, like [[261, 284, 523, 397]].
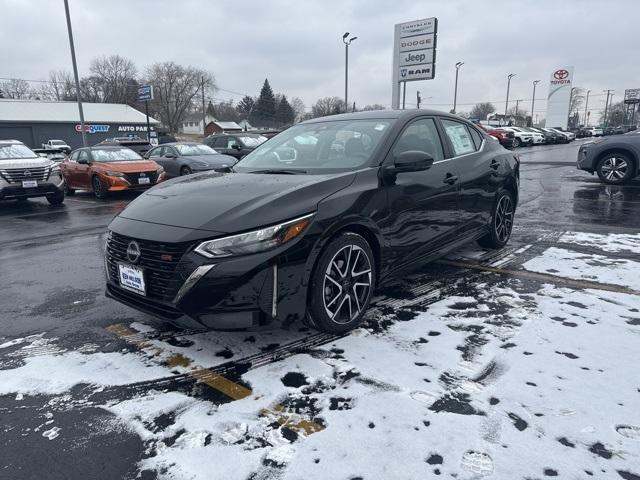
[[66, 187, 75, 195], [180, 166, 193, 176], [596, 153, 635, 185], [307, 232, 376, 334], [92, 175, 107, 199], [46, 190, 65, 205], [477, 190, 515, 249], [512, 137, 521, 148]]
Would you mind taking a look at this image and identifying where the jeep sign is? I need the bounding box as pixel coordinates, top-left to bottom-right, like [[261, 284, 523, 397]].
[[392, 17, 438, 109]]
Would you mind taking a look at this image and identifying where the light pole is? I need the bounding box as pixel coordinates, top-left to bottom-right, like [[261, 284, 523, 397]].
[[530, 80, 540, 126], [452, 62, 464, 114], [603, 90, 613, 127], [505, 73, 516, 116], [342, 32, 357, 112], [583, 89, 591, 126], [64, 0, 87, 147]]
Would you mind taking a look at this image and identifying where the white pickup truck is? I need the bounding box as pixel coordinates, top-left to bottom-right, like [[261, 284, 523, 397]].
[[41, 139, 71, 153]]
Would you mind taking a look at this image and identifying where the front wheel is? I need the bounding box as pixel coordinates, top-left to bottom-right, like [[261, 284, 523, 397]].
[[92, 175, 107, 199], [46, 190, 65, 205], [596, 154, 634, 185], [512, 137, 521, 148], [307, 232, 375, 334], [478, 191, 515, 249]]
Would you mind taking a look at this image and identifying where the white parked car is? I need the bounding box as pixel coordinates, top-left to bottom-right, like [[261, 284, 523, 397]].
[[500, 127, 534, 148], [510, 127, 545, 145], [585, 127, 603, 137], [41, 139, 71, 153]]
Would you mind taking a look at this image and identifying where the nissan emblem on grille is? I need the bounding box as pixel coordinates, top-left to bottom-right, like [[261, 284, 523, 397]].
[[23, 170, 31, 177], [126, 240, 141, 264]]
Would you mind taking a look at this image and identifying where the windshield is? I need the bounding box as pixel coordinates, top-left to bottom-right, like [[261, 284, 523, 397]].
[[175, 144, 218, 156], [239, 136, 268, 147], [91, 148, 142, 162], [235, 120, 393, 174], [0, 144, 39, 160]]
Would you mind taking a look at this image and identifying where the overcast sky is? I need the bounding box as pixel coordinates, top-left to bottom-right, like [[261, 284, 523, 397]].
[[2, 0, 638, 119]]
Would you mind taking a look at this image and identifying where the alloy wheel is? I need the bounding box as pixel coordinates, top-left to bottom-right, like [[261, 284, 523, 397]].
[[495, 195, 514, 243], [92, 176, 103, 198], [600, 157, 628, 182], [322, 244, 372, 324]]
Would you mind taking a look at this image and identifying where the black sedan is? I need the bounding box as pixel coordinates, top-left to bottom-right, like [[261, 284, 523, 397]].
[[577, 131, 640, 184], [203, 133, 268, 160], [146, 142, 236, 177], [105, 110, 519, 333]]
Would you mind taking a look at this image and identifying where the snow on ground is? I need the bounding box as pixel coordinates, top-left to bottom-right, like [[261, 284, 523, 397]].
[[559, 231, 640, 254], [523, 247, 640, 290]]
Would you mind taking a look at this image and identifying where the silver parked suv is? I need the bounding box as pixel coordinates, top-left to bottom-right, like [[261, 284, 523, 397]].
[[0, 140, 66, 205]]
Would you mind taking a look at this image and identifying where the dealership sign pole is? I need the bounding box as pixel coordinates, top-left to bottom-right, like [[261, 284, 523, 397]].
[[392, 18, 437, 109], [545, 66, 574, 130], [137, 85, 154, 142]]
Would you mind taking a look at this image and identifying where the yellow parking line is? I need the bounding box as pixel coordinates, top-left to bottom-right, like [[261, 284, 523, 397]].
[[437, 259, 640, 296], [261, 405, 325, 435], [192, 369, 253, 400]]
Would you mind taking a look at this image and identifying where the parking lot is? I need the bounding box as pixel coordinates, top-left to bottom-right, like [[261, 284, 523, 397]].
[[1, 139, 639, 479]]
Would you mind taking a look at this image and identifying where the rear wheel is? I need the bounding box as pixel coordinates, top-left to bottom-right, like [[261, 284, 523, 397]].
[[478, 191, 515, 249], [66, 186, 75, 195], [596, 153, 635, 185], [180, 166, 193, 176], [46, 190, 65, 205], [512, 137, 521, 148], [307, 232, 375, 334], [92, 175, 107, 199]]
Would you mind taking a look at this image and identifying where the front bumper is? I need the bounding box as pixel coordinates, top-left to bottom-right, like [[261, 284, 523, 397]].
[[576, 145, 594, 172], [104, 219, 316, 329], [0, 177, 65, 200], [102, 172, 166, 192]]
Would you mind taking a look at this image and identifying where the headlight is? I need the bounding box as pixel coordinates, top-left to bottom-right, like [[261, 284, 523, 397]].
[[104, 171, 125, 177], [50, 164, 60, 173], [195, 213, 315, 258], [157, 166, 165, 174]]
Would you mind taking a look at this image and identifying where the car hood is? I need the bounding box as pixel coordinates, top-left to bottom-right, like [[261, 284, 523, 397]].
[[185, 154, 237, 167], [0, 157, 55, 169], [93, 160, 160, 172], [117, 170, 355, 233]]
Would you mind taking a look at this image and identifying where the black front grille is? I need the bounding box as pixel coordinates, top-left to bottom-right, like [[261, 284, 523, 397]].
[[123, 171, 159, 186], [106, 232, 191, 301], [0, 167, 50, 183]]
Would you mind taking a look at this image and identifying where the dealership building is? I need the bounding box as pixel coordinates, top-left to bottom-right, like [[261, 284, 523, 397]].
[[0, 99, 161, 149]]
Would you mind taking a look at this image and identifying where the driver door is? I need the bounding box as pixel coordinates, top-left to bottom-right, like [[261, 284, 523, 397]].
[[76, 149, 92, 189], [382, 117, 461, 269]]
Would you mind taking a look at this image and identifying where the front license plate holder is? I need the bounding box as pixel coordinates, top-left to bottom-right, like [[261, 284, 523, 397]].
[[118, 263, 146, 296], [22, 180, 38, 188], [138, 177, 151, 185]]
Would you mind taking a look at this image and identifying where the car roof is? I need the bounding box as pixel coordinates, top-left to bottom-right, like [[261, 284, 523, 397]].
[[300, 108, 463, 125], [0, 139, 25, 145], [158, 142, 204, 146]]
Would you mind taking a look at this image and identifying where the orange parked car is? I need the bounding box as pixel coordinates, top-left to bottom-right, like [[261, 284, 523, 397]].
[[61, 146, 166, 198]]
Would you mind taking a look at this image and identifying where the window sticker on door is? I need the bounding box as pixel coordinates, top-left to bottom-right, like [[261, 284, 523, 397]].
[[445, 124, 475, 156]]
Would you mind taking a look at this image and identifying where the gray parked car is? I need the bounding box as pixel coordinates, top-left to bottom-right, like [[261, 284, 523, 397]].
[[577, 131, 640, 184], [145, 142, 237, 178], [0, 140, 66, 204]]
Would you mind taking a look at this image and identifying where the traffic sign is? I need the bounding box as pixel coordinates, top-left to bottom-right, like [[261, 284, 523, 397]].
[[138, 85, 154, 102]]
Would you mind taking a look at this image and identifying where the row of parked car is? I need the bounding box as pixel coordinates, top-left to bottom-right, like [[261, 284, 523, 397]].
[[479, 125, 577, 148]]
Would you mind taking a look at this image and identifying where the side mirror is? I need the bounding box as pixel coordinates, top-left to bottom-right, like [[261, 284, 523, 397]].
[[231, 144, 241, 150], [164, 153, 177, 158], [393, 150, 434, 172], [78, 158, 89, 165]]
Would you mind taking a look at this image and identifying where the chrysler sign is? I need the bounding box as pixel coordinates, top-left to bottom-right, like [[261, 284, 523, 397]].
[[392, 17, 438, 108]]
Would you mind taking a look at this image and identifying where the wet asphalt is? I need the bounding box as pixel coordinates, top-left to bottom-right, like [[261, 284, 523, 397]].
[[1, 139, 639, 479]]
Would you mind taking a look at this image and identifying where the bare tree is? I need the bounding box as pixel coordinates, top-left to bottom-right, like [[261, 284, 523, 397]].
[[362, 104, 386, 111], [290, 96, 306, 122], [311, 96, 346, 117], [569, 87, 586, 116], [145, 61, 215, 133], [0, 79, 32, 99], [469, 102, 496, 120], [39, 70, 76, 100], [89, 55, 139, 104]]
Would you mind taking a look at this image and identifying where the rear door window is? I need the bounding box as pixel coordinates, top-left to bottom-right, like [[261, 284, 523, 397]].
[[441, 119, 477, 156]]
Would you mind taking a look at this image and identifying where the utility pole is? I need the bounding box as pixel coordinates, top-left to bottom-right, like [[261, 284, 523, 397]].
[[531, 80, 540, 126], [505, 73, 516, 116], [603, 89, 613, 127], [453, 62, 464, 114], [342, 32, 357, 110], [583, 89, 591, 126], [63, 0, 87, 147], [515, 99, 521, 117], [416, 91, 421, 109], [201, 76, 206, 136]]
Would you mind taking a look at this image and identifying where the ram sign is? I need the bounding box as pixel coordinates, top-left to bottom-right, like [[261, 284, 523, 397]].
[[392, 17, 438, 109], [545, 66, 574, 130]]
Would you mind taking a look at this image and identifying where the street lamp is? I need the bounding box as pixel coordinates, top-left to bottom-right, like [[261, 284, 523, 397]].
[[583, 89, 591, 126], [452, 62, 464, 114], [342, 32, 357, 112], [64, 0, 87, 147], [530, 80, 540, 126], [505, 73, 516, 116]]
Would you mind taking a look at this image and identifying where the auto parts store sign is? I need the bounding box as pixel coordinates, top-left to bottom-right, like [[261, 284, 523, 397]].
[[75, 124, 110, 134], [546, 66, 574, 130], [391, 17, 437, 109]]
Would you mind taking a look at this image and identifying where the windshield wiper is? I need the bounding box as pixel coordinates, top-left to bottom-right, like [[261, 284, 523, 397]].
[[249, 168, 307, 175]]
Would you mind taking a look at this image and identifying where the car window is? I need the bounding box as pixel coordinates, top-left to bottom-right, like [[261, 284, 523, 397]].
[[148, 146, 164, 158], [226, 137, 239, 149], [69, 151, 79, 161], [78, 150, 89, 162], [392, 118, 444, 161], [174, 144, 217, 156], [214, 137, 227, 148], [468, 127, 483, 150], [441, 119, 477, 156]]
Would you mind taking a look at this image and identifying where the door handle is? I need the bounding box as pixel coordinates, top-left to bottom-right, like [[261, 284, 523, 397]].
[[443, 173, 458, 185], [490, 159, 500, 170]]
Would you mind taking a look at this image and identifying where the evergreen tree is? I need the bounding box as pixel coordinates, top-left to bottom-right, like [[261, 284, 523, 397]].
[[275, 95, 295, 126], [236, 96, 255, 117], [206, 101, 216, 118], [253, 79, 276, 124]]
